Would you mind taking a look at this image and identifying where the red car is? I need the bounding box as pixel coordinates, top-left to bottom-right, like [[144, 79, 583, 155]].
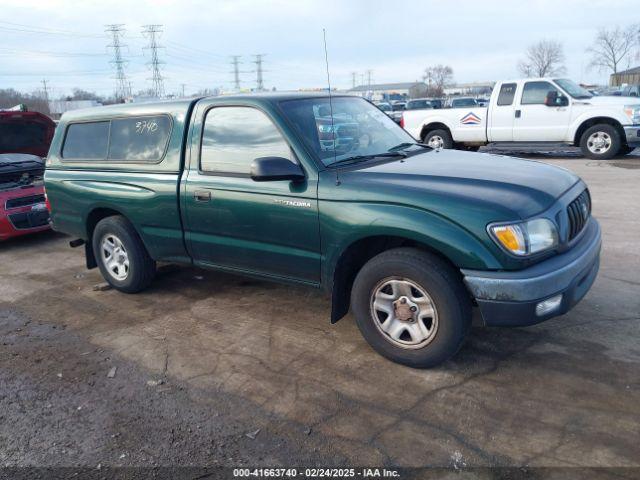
[[0, 110, 55, 241]]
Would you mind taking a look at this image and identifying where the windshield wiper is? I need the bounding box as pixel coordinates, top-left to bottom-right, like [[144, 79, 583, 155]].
[[328, 151, 407, 167], [388, 142, 432, 152]]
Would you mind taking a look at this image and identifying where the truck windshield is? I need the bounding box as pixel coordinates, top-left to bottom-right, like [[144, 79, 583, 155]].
[[554, 79, 593, 99], [279, 96, 421, 167]]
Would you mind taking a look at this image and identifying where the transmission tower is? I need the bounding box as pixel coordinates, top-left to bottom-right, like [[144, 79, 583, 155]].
[[230, 56, 241, 91], [105, 24, 129, 99], [142, 24, 165, 98], [41, 79, 49, 102], [252, 54, 266, 91]]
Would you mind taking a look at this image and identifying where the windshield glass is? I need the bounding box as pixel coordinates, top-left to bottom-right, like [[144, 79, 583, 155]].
[[279, 96, 419, 167], [554, 79, 593, 99]]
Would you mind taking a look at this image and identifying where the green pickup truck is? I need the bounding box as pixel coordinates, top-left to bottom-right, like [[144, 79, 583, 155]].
[[44, 93, 601, 367]]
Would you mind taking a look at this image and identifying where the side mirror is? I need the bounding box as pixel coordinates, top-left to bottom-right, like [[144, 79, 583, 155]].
[[544, 91, 558, 106], [250, 156, 305, 182], [545, 91, 568, 107]]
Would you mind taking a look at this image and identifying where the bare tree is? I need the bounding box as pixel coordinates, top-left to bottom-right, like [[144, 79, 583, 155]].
[[0, 88, 50, 114], [518, 39, 566, 77], [422, 65, 454, 96], [587, 25, 639, 74]]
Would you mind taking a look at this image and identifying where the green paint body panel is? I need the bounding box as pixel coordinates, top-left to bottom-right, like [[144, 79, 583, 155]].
[[44, 93, 582, 296]]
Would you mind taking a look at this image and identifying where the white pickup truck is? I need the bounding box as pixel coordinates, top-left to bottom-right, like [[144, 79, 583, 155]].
[[402, 78, 640, 159]]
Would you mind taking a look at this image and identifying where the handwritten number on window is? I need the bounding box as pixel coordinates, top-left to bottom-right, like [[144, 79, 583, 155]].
[[135, 120, 159, 134]]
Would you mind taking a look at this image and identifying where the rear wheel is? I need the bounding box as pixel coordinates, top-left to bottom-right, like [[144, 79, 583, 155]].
[[350, 248, 471, 368], [92, 216, 156, 293], [423, 129, 453, 150], [580, 124, 621, 160]]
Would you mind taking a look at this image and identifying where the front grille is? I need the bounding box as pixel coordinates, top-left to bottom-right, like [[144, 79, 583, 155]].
[[567, 189, 591, 241], [5, 194, 45, 210], [8, 210, 49, 230]]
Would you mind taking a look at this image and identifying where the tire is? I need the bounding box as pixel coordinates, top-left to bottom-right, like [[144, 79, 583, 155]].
[[351, 247, 471, 368], [580, 124, 621, 160], [423, 129, 453, 150], [92, 215, 156, 293]]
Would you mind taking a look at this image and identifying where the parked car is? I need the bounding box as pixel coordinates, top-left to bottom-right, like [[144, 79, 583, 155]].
[[45, 93, 601, 368], [389, 101, 406, 124], [375, 102, 393, 113], [426, 98, 444, 109], [405, 99, 433, 110], [0, 110, 54, 241], [402, 77, 640, 159], [619, 85, 640, 97], [448, 97, 479, 108]]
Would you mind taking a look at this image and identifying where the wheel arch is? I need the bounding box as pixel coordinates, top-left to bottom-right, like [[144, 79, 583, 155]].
[[573, 117, 626, 147], [419, 122, 452, 142], [328, 234, 477, 324]]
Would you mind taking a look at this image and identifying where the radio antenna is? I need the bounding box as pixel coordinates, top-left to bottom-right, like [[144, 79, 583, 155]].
[[323, 28, 340, 185]]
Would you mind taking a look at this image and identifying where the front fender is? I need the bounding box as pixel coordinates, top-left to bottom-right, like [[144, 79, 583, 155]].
[[568, 110, 629, 143], [320, 201, 502, 290]]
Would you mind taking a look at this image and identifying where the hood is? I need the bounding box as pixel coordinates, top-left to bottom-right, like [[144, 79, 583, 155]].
[[0, 111, 56, 157], [327, 149, 580, 222], [578, 96, 638, 107], [0, 153, 45, 191]]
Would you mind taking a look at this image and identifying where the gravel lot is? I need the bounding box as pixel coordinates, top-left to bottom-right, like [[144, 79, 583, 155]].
[[1, 153, 639, 475]]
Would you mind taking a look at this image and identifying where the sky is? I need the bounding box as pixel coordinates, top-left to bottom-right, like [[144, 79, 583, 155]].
[[0, 0, 638, 98]]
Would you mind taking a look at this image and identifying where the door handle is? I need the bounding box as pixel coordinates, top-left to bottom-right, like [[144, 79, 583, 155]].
[[193, 190, 211, 202], [515, 109, 521, 118]]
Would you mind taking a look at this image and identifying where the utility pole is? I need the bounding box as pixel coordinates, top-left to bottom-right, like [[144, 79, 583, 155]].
[[41, 79, 49, 103], [142, 24, 165, 98], [252, 54, 266, 91], [230, 56, 241, 91], [366, 69, 373, 89], [180, 83, 186, 98], [351, 72, 357, 89], [105, 24, 129, 100]]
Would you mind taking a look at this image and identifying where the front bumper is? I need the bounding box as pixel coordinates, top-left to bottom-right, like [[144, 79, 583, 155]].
[[623, 125, 640, 146], [461, 218, 601, 326]]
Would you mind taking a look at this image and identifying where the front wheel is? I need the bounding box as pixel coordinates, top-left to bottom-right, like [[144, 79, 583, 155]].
[[92, 215, 156, 293], [580, 124, 621, 160], [423, 129, 453, 150], [350, 248, 471, 368]]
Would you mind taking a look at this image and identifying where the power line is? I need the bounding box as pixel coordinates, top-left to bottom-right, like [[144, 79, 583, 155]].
[[105, 24, 130, 100], [252, 54, 266, 91], [142, 24, 165, 98]]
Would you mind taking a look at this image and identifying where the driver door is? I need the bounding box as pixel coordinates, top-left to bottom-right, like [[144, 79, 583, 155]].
[[182, 104, 321, 285], [512, 81, 572, 142]]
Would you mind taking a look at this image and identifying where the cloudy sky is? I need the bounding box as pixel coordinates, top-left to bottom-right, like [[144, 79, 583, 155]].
[[0, 0, 638, 98]]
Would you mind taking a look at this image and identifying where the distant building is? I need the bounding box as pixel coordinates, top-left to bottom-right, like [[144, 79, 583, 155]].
[[442, 82, 495, 96], [610, 66, 640, 86], [48, 100, 102, 120], [348, 82, 427, 101]]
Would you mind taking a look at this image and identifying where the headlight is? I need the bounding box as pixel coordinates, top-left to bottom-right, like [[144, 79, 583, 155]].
[[489, 218, 558, 256], [623, 104, 640, 124]]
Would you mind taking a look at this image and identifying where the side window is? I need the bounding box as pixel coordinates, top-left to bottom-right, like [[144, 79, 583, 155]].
[[62, 122, 109, 159], [521, 81, 562, 105], [497, 83, 517, 106], [108, 116, 171, 161], [200, 107, 293, 174]]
